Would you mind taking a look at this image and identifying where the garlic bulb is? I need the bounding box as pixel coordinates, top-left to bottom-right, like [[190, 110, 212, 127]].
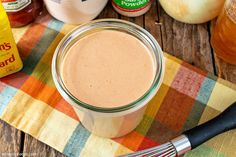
[[159, 0, 225, 24]]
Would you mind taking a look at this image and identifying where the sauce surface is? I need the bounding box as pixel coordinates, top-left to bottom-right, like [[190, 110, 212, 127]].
[[62, 30, 155, 108]]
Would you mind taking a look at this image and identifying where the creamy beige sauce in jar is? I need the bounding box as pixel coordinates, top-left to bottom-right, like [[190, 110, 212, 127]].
[[61, 30, 155, 108], [52, 19, 164, 138]]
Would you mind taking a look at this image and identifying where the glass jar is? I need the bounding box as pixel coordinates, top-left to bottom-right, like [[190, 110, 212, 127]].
[[52, 19, 164, 138], [1, 0, 44, 27], [211, 0, 236, 64]]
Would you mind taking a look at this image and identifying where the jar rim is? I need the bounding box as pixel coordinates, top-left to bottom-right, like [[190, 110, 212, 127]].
[[52, 19, 164, 113]]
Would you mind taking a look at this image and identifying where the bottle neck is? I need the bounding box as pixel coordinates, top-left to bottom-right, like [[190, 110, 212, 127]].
[[225, 0, 236, 23]]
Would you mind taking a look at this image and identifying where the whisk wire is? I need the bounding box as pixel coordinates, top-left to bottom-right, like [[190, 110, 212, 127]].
[[118, 142, 176, 157], [167, 151, 176, 157], [156, 148, 176, 157], [147, 146, 173, 157]]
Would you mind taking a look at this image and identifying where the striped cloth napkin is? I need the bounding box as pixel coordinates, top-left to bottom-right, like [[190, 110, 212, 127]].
[[0, 13, 236, 157]]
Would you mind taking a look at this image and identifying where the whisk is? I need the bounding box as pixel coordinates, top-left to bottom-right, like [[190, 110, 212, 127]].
[[119, 102, 236, 157]]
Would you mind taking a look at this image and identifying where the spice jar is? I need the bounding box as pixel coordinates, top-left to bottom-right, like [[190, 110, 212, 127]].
[[112, 0, 152, 17], [1, 0, 44, 27], [211, 0, 236, 64]]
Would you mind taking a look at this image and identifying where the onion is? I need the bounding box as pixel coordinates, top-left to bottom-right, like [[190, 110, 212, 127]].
[[159, 0, 225, 24]]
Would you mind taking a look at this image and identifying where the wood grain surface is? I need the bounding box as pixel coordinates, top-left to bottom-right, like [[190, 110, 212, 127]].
[[0, 1, 235, 156], [145, 0, 162, 45], [215, 56, 236, 83], [23, 134, 66, 157], [0, 120, 22, 157], [158, 5, 215, 74]]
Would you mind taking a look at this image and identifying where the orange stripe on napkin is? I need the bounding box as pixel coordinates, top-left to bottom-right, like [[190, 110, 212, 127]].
[[20, 76, 61, 107], [20, 76, 79, 121], [114, 131, 144, 151]]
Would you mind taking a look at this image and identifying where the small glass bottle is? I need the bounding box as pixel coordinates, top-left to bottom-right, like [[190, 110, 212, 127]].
[[211, 0, 236, 65], [1, 0, 44, 28], [0, 3, 23, 78]]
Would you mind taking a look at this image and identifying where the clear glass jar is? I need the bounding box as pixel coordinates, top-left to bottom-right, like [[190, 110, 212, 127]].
[[52, 19, 164, 138], [211, 0, 236, 64], [2, 0, 44, 27]]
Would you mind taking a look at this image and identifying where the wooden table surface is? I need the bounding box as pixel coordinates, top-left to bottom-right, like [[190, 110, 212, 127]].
[[1, 1, 236, 157]]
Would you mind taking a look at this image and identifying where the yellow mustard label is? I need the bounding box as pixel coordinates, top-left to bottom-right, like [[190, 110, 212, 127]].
[[0, 4, 23, 78]]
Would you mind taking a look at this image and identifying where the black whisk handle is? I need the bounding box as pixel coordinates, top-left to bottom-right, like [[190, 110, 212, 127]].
[[183, 102, 236, 149]]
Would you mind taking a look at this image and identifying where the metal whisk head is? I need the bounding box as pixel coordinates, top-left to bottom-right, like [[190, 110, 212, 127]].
[[118, 135, 191, 157], [120, 142, 176, 157]]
